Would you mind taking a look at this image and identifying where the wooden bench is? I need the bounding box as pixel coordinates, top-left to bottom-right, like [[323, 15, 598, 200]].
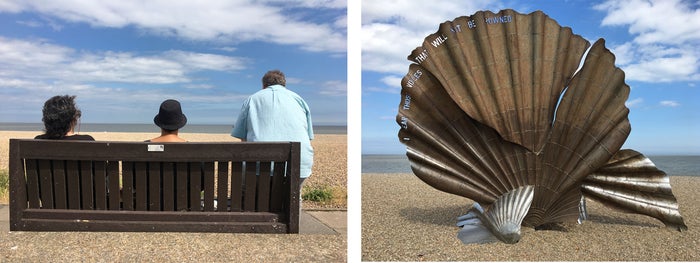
[[9, 139, 300, 233]]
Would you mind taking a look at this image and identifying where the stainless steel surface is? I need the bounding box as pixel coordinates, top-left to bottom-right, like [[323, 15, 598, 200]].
[[457, 186, 534, 244], [397, 9, 687, 244]]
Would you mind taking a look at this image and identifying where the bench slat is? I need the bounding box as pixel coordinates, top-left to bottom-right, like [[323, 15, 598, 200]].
[[162, 162, 175, 211], [257, 162, 272, 212], [189, 162, 202, 211], [18, 141, 294, 161], [134, 162, 147, 210], [25, 160, 41, 209], [203, 162, 215, 211], [94, 161, 107, 210], [122, 161, 135, 210], [80, 161, 94, 209], [23, 209, 284, 222], [244, 161, 257, 211], [148, 162, 161, 211], [107, 161, 120, 210], [18, 219, 287, 233], [38, 160, 54, 209], [217, 161, 229, 212], [52, 160, 67, 209], [231, 161, 243, 211], [65, 161, 80, 209], [175, 162, 188, 211], [270, 161, 286, 212]]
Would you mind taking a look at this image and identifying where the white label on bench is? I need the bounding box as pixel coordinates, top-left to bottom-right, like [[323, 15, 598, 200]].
[[148, 145, 165, 152]]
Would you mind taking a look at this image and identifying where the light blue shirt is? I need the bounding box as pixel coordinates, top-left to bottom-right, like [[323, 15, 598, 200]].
[[232, 85, 314, 178]]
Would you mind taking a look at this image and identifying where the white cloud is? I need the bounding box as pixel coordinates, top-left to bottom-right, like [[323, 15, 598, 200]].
[[595, 0, 700, 45], [660, 100, 680, 107], [216, 46, 238, 53], [0, 37, 72, 69], [318, 80, 347, 96], [362, 23, 423, 74], [183, 84, 215, 90], [625, 97, 644, 108], [364, 86, 398, 94], [0, 0, 346, 53], [261, 0, 346, 9], [609, 42, 635, 66], [0, 37, 246, 86], [361, 1, 501, 75], [15, 19, 42, 27], [361, 75, 402, 94], [621, 48, 699, 82], [595, 0, 700, 82], [166, 50, 247, 72], [380, 75, 403, 90]]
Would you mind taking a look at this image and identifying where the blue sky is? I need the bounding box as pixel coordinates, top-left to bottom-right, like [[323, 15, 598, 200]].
[[0, 0, 347, 126], [362, 0, 700, 155]]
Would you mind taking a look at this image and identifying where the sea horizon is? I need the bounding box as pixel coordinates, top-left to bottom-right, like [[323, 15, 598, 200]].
[[0, 122, 346, 135], [362, 154, 700, 176]]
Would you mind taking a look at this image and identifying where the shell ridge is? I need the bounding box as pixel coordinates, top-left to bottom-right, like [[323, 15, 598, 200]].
[[399, 65, 520, 194], [407, 149, 500, 203], [581, 149, 687, 230], [530, 40, 632, 218], [414, 62, 532, 193]]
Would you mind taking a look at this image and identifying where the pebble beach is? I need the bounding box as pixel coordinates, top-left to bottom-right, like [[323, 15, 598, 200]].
[[0, 131, 347, 261], [362, 173, 700, 261]]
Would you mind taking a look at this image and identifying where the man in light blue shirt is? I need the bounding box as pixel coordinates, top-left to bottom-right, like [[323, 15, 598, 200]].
[[231, 70, 314, 189]]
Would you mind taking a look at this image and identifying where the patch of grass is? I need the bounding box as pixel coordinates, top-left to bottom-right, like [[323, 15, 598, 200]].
[[302, 186, 334, 202], [0, 169, 8, 204]]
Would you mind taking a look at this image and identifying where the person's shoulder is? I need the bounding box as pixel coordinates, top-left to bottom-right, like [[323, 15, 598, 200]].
[[67, 134, 95, 141], [248, 88, 271, 99], [33, 134, 94, 140], [276, 86, 304, 99]]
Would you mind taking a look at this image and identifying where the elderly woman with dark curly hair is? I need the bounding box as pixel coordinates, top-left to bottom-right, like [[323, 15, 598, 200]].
[[35, 95, 94, 141]]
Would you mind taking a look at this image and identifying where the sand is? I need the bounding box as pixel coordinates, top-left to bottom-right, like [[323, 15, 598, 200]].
[[0, 131, 347, 208], [362, 173, 700, 261], [0, 131, 347, 261]]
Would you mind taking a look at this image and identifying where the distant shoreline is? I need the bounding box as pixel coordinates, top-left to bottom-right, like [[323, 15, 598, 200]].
[[362, 154, 700, 176], [0, 122, 346, 135]]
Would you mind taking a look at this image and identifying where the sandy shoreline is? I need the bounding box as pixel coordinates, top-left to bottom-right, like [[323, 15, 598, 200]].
[[0, 131, 347, 208], [362, 173, 700, 261]]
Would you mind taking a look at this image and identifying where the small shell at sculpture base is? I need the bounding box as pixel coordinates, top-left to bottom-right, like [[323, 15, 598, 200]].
[[457, 186, 534, 244]]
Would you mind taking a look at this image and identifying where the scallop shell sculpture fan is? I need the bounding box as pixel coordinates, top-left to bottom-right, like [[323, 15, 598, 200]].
[[396, 9, 687, 244]]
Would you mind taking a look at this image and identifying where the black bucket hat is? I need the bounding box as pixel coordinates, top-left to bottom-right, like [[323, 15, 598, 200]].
[[153, 99, 187, 130]]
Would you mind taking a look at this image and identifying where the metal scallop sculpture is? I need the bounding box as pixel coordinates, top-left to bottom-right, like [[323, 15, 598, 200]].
[[396, 9, 687, 244]]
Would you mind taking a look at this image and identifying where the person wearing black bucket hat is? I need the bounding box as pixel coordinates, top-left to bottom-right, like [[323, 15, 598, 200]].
[[147, 99, 188, 142]]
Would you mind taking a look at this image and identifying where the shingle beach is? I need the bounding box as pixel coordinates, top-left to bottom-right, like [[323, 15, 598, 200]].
[[362, 173, 699, 261]]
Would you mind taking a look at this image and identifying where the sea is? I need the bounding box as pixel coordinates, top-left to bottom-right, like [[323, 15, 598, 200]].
[[362, 154, 700, 176], [0, 122, 346, 135]]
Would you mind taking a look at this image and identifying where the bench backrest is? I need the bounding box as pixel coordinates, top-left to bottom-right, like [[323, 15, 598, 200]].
[[9, 139, 300, 233]]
